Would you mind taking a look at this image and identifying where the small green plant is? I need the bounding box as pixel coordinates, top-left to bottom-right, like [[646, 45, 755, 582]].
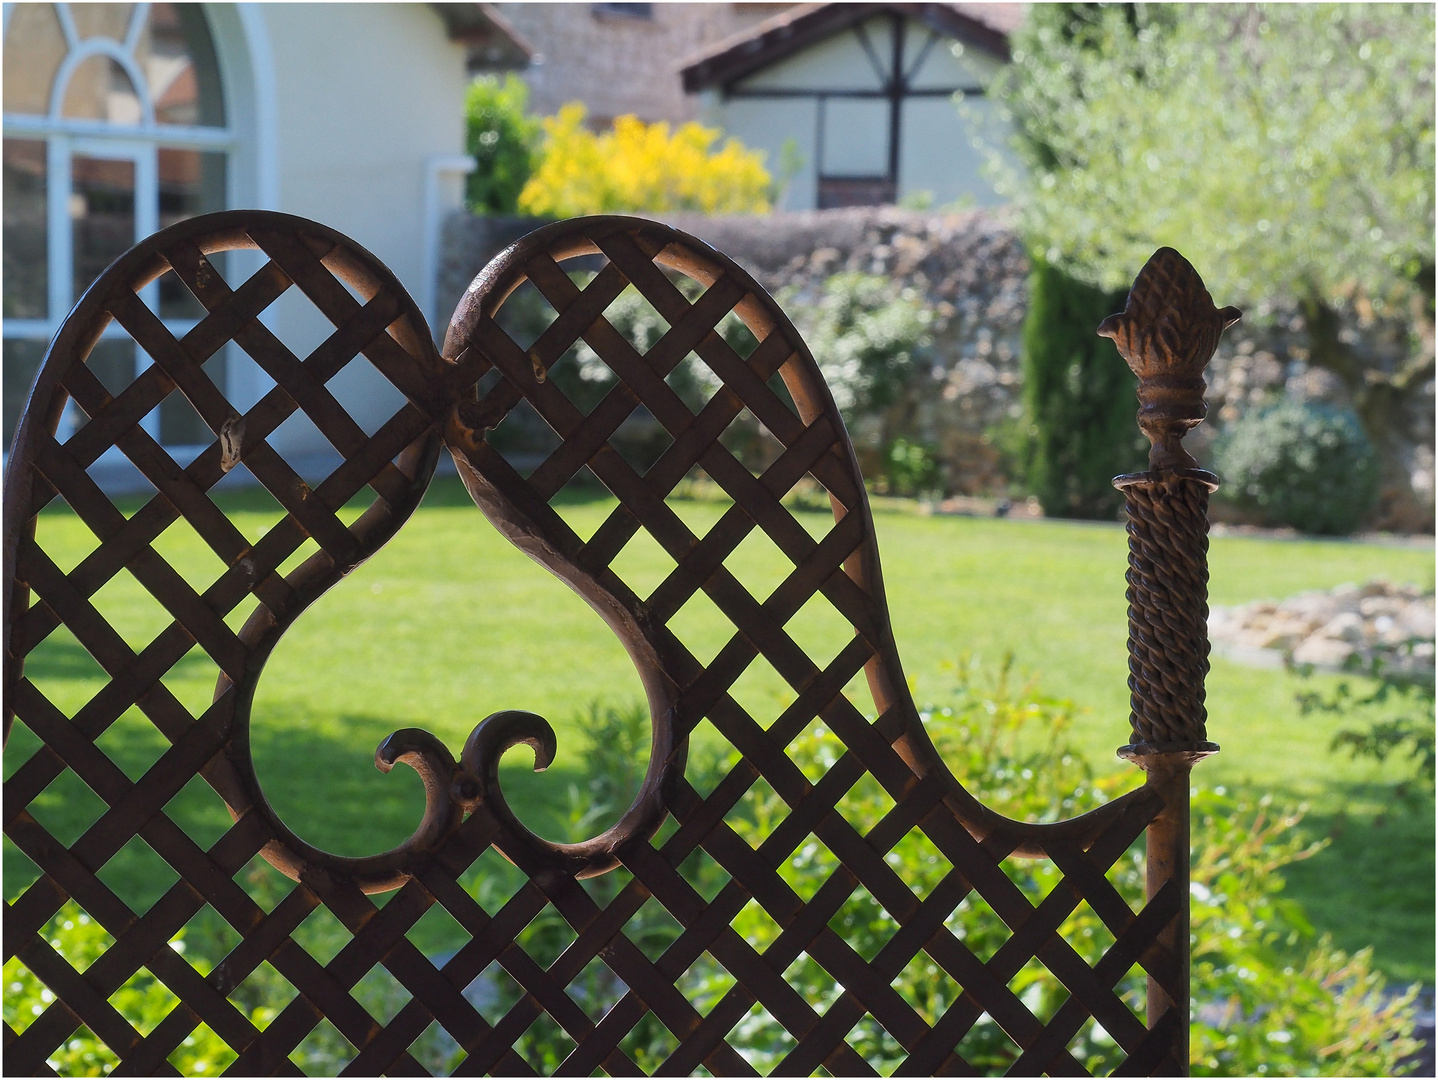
[[769, 136, 805, 208], [464, 74, 540, 215], [2, 904, 238, 1075], [1188, 788, 1423, 1076], [1214, 399, 1380, 535], [882, 436, 940, 497], [9, 670, 1424, 1076], [1291, 651, 1436, 797], [719, 657, 1425, 1075]]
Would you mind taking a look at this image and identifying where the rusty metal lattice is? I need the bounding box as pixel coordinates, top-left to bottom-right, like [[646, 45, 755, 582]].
[[4, 213, 1234, 1075]]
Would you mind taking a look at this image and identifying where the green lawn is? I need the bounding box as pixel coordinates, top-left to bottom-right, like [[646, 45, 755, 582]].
[[5, 478, 1433, 981]]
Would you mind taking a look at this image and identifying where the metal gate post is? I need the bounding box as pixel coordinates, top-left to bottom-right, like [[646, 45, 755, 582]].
[[1099, 248, 1241, 1074]]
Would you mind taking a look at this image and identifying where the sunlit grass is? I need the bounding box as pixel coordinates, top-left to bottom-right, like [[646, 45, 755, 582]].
[[4, 477, 1432, 979]]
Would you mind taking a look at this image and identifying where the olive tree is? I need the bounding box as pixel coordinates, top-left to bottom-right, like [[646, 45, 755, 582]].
[[982, 4, 1434, 512]]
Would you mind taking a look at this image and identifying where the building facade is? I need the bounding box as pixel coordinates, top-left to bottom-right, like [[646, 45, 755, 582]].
[[2, 2, 521, 475], [494, 2, 790, 127], [682, 3, 1022, 211]]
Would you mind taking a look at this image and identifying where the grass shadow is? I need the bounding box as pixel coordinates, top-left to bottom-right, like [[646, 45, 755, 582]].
[[3, 709, 583, 938], [1270, 781, 1435, 984]]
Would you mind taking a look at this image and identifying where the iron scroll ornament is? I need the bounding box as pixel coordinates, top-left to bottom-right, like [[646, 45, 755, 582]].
[[4, 210, 1159, 894], [3, 211, 1192, 1075]]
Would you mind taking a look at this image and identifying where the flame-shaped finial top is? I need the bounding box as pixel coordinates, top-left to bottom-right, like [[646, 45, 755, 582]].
[[1098, 248, 1241, 471]]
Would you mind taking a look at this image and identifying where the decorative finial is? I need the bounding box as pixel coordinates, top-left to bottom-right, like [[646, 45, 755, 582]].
[[1097, 248, 1241, 472]]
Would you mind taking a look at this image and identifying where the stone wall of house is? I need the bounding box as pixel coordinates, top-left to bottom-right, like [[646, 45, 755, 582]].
[[492, 3, 787, 127], [438, 206, 1435, 530]]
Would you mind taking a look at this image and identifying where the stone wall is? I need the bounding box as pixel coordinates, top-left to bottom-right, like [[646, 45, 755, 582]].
[[667, 207, 1031, 496], [438, 206, 1435, 530]]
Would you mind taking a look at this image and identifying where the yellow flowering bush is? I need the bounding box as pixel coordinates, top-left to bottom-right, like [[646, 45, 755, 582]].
[[518, 102, 771, 217]]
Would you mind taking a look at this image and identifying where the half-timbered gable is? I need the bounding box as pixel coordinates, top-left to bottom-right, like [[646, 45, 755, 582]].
[[682, 3, 1021, 210]]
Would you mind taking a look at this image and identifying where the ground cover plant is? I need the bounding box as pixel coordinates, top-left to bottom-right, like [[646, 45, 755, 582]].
[[4, 480, 1431, 1072]]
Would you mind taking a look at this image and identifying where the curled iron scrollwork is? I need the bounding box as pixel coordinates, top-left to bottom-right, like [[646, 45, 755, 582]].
[[4, 208, 1208, 1075], [6, 209, 1157, 893]]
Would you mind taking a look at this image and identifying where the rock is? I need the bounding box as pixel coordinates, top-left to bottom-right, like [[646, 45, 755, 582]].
[[1292, 636, 1358, 668], [1359, 595, 1407, 618], [1211, 579, 1435, 675], [1318, 611, 1368, 644], [1400, 600, 1437, 640]]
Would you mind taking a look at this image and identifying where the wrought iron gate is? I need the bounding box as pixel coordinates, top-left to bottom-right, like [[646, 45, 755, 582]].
[[3, 212, 1236, 1075]]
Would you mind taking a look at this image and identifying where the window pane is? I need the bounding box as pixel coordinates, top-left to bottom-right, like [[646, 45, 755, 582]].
[[139, 3, 225, 127], [4, 139, 49, 319], [158, 353, 222, 447], [72, 155, 135, 303], [4, 339, 48, 450], [2, 3, 68, 116], [70, 4, 136, 42], [61, 55, 143, 125], [86, 337, 136, 396], [157, 149, 227, 318]]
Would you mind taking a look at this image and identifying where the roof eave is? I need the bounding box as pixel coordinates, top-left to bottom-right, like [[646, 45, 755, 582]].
[[680, 2, 1011, 94], [430, 2, 535, 72]]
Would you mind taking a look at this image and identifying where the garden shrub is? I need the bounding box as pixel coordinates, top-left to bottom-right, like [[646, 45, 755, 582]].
[[517, 103, 771, 217], [784, 271, 934, 488], [1213, 399, 1380, 535], [1188, 789, 1423, 1076], [882, 436, 941, 497], [484, 270, 766, 475], [1019, 259, 1145, 519], [3, 906, 241, 1075], [463, 74, 540, 215], [508, 659, 1422, 1075], [789, 272, 933, 423]]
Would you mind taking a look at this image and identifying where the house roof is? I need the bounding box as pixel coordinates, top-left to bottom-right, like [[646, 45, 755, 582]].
[[430, 3, 534, 72], [680, 3, 1024, 93]]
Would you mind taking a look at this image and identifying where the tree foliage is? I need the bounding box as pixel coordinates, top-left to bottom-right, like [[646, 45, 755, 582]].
[[517, 103, 772, 217], [463, 74, 540, 215], [1019, 259, 1144, 519], [991, 4, 1435, 311], [990, 4, 1434, 526]]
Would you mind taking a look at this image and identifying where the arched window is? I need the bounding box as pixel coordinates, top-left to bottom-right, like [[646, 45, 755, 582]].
[[4, 2, 232, 451]]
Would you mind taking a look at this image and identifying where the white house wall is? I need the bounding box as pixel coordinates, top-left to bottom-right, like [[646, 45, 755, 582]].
[[900, 97, 999, 207], [821, 99, 888, 176], [909, 36, 1004, 90], [255, 3, 470, 457], [734, 18, 888, 92], [708, 93, 819, 211]]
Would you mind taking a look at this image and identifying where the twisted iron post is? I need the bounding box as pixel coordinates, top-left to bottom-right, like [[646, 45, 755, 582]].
[[1100, 247, 1241, 1074]]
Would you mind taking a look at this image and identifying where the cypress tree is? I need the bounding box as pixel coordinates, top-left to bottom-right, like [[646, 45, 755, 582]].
[[1020, 259, 1146, 519]]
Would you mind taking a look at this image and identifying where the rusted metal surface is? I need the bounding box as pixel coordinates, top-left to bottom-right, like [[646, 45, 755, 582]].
[[3, 212, 1221, 1075], [1104, 247, 1239, 1072]]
